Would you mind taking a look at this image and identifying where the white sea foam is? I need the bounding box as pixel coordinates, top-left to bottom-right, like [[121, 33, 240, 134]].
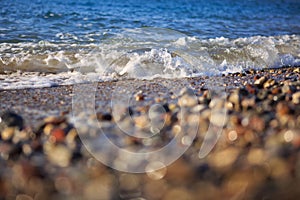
[[1, 28, 299, 90]]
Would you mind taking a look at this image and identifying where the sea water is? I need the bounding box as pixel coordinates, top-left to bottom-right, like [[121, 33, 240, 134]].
[[0, 0, 300, 89]]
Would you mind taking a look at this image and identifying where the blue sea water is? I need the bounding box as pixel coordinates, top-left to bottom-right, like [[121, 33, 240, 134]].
[[1, 0, 300, 42], [0, 0, 300, 89]]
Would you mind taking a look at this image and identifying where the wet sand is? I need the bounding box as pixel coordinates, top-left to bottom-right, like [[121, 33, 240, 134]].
[[0, 66, 300, 199]]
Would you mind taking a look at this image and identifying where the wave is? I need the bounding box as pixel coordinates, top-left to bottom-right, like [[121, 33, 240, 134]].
[[1, 28, 300, 89]]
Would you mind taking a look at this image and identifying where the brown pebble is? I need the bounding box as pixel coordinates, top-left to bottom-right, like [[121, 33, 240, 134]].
[[271, 87, 280, 95], [135, 92, 145, 101], [50, 128, 65, 143], [144, 180, 168, 200], [276, 102, 290, 115], [249, 116, 265, 132], [247, 148, 266, 165], [208, 147, 239, 169], [246, 84, 256, 94], [163, 187, 194, 200]]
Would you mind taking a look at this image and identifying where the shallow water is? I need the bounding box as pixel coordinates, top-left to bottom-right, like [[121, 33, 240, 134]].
[[0, 0, 300, 89]]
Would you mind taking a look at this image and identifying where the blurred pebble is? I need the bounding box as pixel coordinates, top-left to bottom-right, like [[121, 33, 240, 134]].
[[16, 194, 33, 200], [208, 147, 239, 169], [0, 111, 23, 131], [292, 91, 300, 104], [1, 127, 16, 141], [163, 187, 194, 200], [143, 180, 168, 200], [263, 78, 276, 88], [178, 94, 198, 107], [45, 144, 71, 167], [97, 112, 112, 121]]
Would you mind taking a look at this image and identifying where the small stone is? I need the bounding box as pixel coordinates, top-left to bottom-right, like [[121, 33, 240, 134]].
[[263, 78, 276, 88], [1, 127, 16, 141], [16, 194, 33, 200], [228, 91, 240, 107], [210, 110, 228, 127], [246, 84, 256, 94], [241, 97, 255, 110], [119, 174, 140, 191], [178, 94, 198, 107], [256, 90, 268, 100], [134, 90, 145, 101], [268, 158, 289, 179], [227, 130, 238, 142], [163, 187, 194, 200], [292, 91, 300, 104], [282, 84, 292, 94], [179, 87, 194, 96], [247, 148, 266, 165], [97, 113, 112, 121], [43, 124, 54, 135], [293, 67, 300, 73], [208, 147, 239, 169], [209, 98, 225, 109], [254, 76, 267, 87], [0, 111, 23, 132], [276, 102, 290, 115], [249, 116, 265, 132], [50, 128, 65, 143], [46, 144, 72, 167], [191, 104, 207, 113], [134, 115, 150, 129], [155, 97, 164, 103], [43, 116, 66, 124], [168, 103, 177, 111], [66, 128, 78, 144], [271, 87, 280, 95]]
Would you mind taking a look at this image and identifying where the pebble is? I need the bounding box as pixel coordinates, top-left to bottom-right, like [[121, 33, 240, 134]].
[[241, 97, 255, 110], [208, 147, 239, 169], [249, 115, 265, 132], [43, 116, 66, 124], [178, 94, 198, 107], [247, 148, 266, 165], [292, 91, 300, 104], [0, 111, 24, 132], [134, 91, 145, 101], [254, 76, 267, 87], [282, 84, 292, 94], [49, 128, 65, 143], [210, 110, 228, 127], [228, 91, 240, 110], [97, 112, 113, 121], [1, 127, 16, 141], [45, 144, 72, 167], [276, 102, 290, 115], [263, 78, 276, 88]]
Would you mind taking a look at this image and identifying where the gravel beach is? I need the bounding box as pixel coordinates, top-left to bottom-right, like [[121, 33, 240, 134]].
[[0, 66, 300, 199]]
